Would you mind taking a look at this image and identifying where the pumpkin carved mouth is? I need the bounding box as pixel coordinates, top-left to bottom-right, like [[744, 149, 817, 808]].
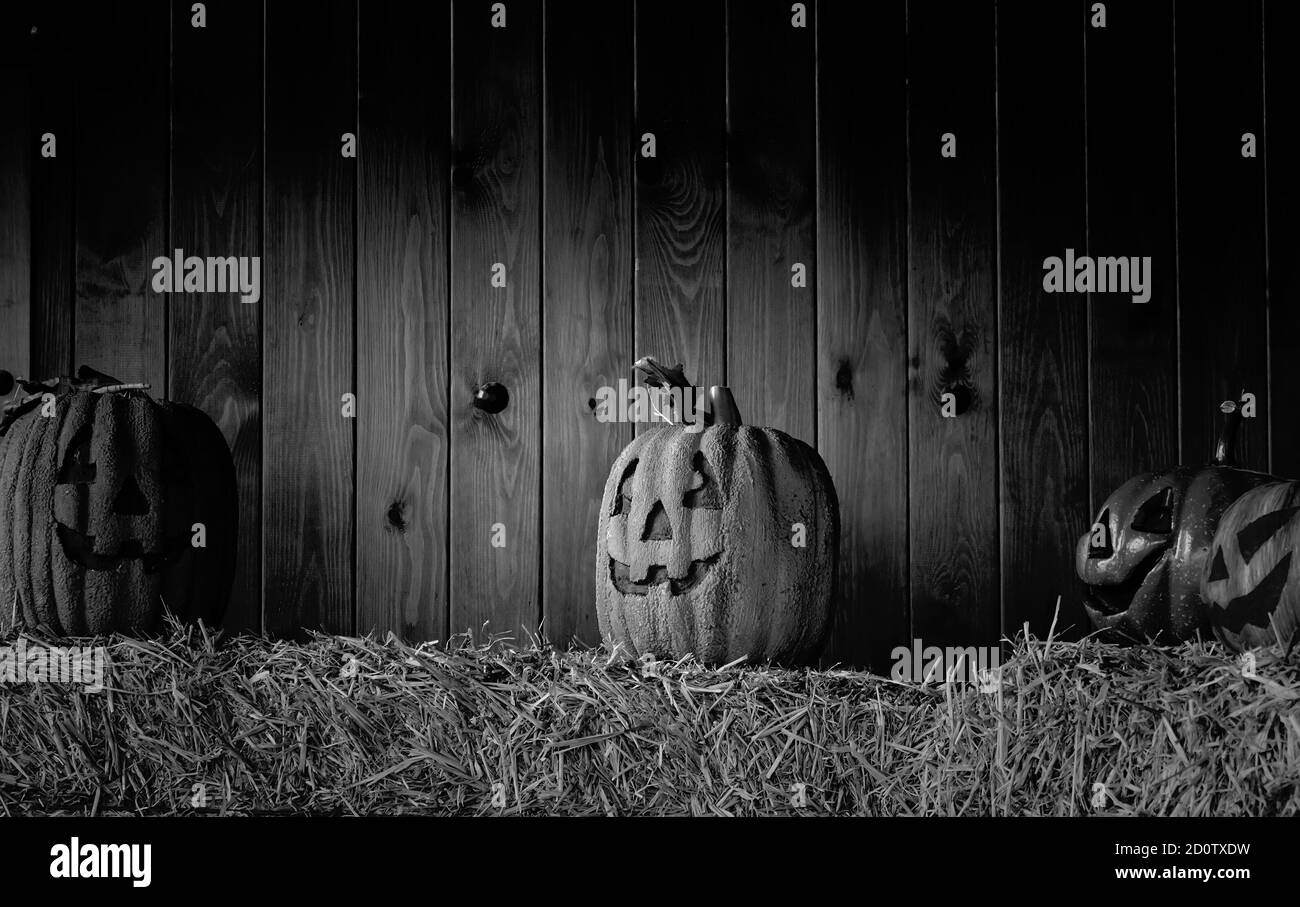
[[1086, 546, 1171, 616], [55, 525, 177, 574], [608, 553, 720, 596]]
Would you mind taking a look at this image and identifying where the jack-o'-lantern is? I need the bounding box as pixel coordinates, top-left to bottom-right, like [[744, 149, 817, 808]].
[[595, 360, 839, 666], [0, 367, 237, 635], [1076, 400, 1272, 642], [1202, 480, 1300, 652]]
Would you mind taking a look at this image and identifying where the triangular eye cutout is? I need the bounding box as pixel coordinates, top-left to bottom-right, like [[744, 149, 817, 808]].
[[1207, 547, 1230, 583], [682, 451, 721, 509], [610, 459, 637, 517], [58, 425, 96, 484], [1132, 487, 1174, 534], [1235, 505, 1300, 564]]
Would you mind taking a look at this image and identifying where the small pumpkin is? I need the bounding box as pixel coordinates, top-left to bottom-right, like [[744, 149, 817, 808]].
[[595, 360, 839, 666], [1076, 400, 1272, 642], [1201, 481, 1300, 652], [0, 367, 238, 635]]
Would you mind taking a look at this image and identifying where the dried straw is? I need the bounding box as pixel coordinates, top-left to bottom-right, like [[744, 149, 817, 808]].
[[1, 620, 1297, 815]]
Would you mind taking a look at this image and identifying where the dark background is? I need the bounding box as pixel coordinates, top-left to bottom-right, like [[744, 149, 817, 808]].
[[0, 0, 1294, 670]]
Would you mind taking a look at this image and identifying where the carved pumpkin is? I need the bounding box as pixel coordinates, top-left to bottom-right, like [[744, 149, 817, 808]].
[[1202, 481, 1300, 652], [0, 368, 237, 635], [595, 365, 839, 666], [1076, 401, 1271, 642]]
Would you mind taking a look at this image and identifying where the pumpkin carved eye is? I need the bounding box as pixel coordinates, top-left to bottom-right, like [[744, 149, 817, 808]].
[[1132, 487, 1174, 534], [682, 451, 720, 509], [1233, 505, 1300, 564], [610, 459, 637, 517]]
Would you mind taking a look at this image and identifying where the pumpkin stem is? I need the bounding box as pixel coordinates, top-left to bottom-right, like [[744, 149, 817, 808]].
[[634, 356, 692, 390], [708, 387, 743, 426], [1214, 398, 1243, 465]]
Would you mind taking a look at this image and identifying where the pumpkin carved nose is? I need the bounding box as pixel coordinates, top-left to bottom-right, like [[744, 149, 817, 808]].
[[643, 501, 673, 540]]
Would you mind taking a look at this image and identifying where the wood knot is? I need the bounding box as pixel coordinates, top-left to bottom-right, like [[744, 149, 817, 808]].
[[386, 500, 408, 533], [834, 360, 854, 400]]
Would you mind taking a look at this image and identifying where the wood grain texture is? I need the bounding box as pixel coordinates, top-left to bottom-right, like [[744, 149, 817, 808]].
[[1177, 1, 1268, 470], [357, 0, 450, 642], [998, 0, 1089, 638], [1087, 0, 1178, 506], [816, 0, 907, 670], [542, 0, 634, 648], [727, 0, 815, 439], [450, 0, 542, 640], [907, 0, 999, 649], [25, 10, 74, 380], [73, 0, 166, 389], [0, 57, 31, 379], [1266, 0, 1300, 478], [264, 0, 355, 637], [635, 0, 726, 397], [170, 0, 262, 633]]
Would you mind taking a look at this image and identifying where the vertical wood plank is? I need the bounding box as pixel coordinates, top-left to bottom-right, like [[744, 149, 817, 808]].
[[171, 0, 263, 633], [450, 0, 542, 641], [1177, 1, 1267, 469], [1087, 1, 1178, 508], [998, 0, 1089, 638], [635, 0, 726, 394], [907, 0, 999, 649], [74, 0, 167, 389], [26, 10, 75, 380], [357, 1, 451, 642], [0, 50, 31, 379], [264, 0, 356, 637], [727, 0, 815, 438], [542, 0, 634, 648], [1267, 1, 1300, 477], [816, 0, 907, 670]]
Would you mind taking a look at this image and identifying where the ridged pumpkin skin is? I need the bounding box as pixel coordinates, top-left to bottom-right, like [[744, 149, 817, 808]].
[[0, 388, 237, 636], [1202, 481, 1300, 652], [595, 422, 839, 666]]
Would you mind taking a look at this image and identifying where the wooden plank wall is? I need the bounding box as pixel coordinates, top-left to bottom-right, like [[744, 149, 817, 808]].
[[357, 1, 451, 642], [0, 0, 1290, 669], [543, 0, 634, 647], [908, 1, 999, 651], [1086, 2, 1178, 520], [263, 0, 356, 637], [816, 0, 907, 669], [998, 0, 1088, 639], [0, 14, 31, 383], [171, 0, 263, 633]]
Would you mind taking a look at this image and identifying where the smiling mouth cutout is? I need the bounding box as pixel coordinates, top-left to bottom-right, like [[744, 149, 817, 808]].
[[609, 554, 720, 596], [1086, 546, 1170, 615]]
